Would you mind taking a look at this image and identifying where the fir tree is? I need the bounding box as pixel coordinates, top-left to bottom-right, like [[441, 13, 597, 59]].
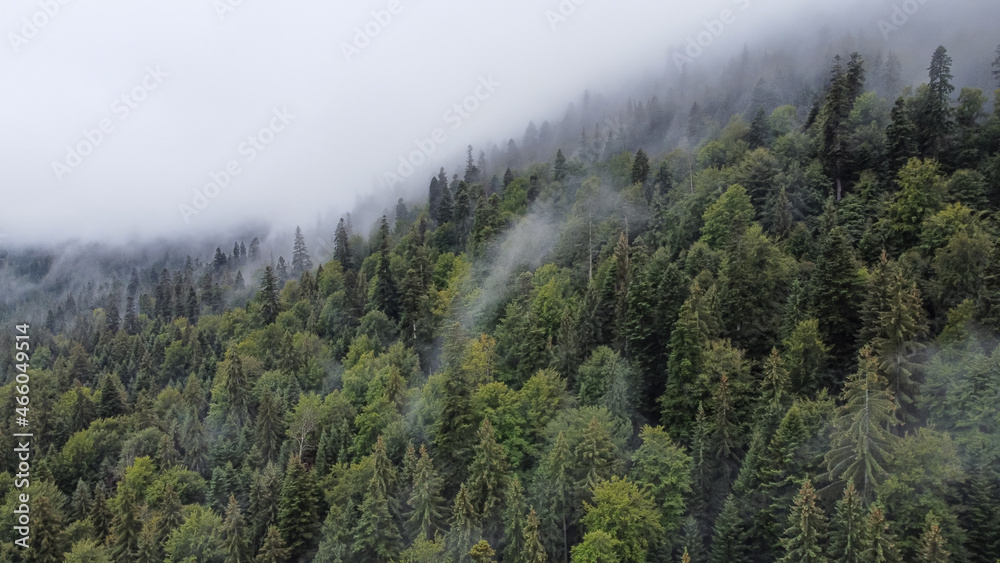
[[828, 482, 866, 563], [709, 495, 743, 563], [825, 346, 896, 502], [501, 476, 528, 562], [371, 216, 400, 319], [258, 266, 280, 324], [407, 444, 447, 541], [917, 512, 950, 563], [467, 418, 510, 539], [291, 226, 313, 277], [864, 504, 901, 563], [277, 455, 320, 559], [256, 525, 291, 563], [779, 480, 828, 563], [631, 148, 651, 186], [447, 483, 481, 563], [223, 495, 251, 563], [522, 507, 547, 563]]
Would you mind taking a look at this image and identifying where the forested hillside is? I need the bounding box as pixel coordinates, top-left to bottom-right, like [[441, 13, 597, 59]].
[[2, 43, 1000, 562]]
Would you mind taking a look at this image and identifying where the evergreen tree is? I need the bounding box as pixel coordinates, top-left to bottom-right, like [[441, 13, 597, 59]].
[[371, 216, 400, 319], [258, 266, 280, 325], [256, 525, 291, 563], [631, 148, 651, 186], [575, 417, 621, 497], [254, 391, 284, 465], [501, 476, 528, 562], [447, 483, 481, 563], [292, 226, 313, 277], [407, 444, 447, 541], [709, 495, 744, 563], [779, 480, 828, 563], [97, 373, 127, 419], [109, 488, 142, 563], [864, 504, 901, 563], [522, 507, 548, 563], [917, 512, 950, 563], [828, 482, 866, 563], [90, 485, 112, 541], [825, 346, 896, 502], [467, 418, 510, 537], [540, 430, 574, 562], [277, 455, 319, 559], [918, 47, 955, 158], [223, 495, 251, 563], [810, 226, 860, 365], [554, 149, 568, 181], [747, 106, 770, 148]]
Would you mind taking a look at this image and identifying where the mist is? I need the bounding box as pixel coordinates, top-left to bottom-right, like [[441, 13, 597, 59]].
[[1, 0, 998, 246]]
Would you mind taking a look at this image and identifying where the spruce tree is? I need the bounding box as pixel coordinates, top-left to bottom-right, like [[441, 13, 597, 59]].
[[864, 504, 901, 563], [256, 525, 291, 563], [779, 480, 828, 563], [90, 485, 112, 541], [917, 512, 950, 563], [575, 417, 621, 497], [292, 226, 313, 277], [467, 418, 510, 539], [918, 47, 955, 158], [828, 482, 866, 563], [371, 216, 400, 319], [522, 507, 547, 563], [406, 444, 447, 541], [541, 431, 574, 562], [810, 226, 860, 366], [223, 495, 251, 563], [501, 476, 528, 562], [447, 483, 481, 563], [709, 495, 744, 563], [825, 346, 896, 502], [109, 488, 142, 563], [277, 456, 319, 559], [258, 266, 280, 325], [885, 97, 918, 176], [631, 148, 651, 186]]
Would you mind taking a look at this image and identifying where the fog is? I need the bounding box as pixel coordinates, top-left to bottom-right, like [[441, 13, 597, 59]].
[[1, 0, 997, 246]]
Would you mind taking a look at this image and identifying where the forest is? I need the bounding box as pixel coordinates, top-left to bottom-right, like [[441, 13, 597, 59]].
[[1, 41, 1000, 562]]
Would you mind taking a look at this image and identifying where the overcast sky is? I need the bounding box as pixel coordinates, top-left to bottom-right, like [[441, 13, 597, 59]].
[[0, 0, 995, 245]]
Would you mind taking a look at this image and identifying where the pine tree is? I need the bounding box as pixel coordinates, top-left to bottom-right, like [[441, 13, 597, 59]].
[[541, 430, 574, 563], [223, 495, 251, 563], [109, 488, 142, 563], [885, 97, 918, 176], [292, 226, 313, 277], [501, 476, 528, 562], [709, 495, 744, 563], [258, 266, 280, 324], [575, 417, 621, 497], [256, 525, 291, 563], [407, 444, 447, 541], [828, 482, 867, 563], [810, 226, 860, 366], [467, 418, 510, 539], [747, 106, 770, 148], [277, 456, 319, 559], [248, 464, 281, 553], [447, 483, 481, 563], [917, 512, 950, 563], [69, 478, 91, 522], [90, 485, 112, 541], [97, 373, 127, 419], [222, 352, 251, 425], [160, 482, 184, 544], [254, 391, 283, 465], [371, 216, 400, 319], [918, 46, 955, 158], [864, 504, 901, 563], [522, 507, 547, 563], [631, 148, 651, 186], [779, 480, 828, 563], [429, 176, 443, 222], [825, 346, 896, 502]]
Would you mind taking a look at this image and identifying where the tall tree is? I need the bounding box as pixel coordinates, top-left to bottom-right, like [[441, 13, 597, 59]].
[[918, 47, 955, 158], [778, 480, 828, 563], [371, 216, 400, 319], [222, 495, 251, 563], [447, 483, 481, 563], [501, 476, 528, 562], [257, 266, 280, 325], [291, 226, 313, 277], [917, 512, 950, 563], [828, 482, 866, 563], [255, 525, 290, 563], [406, 444, 447, 541], [825, 346, 896, 502], [277, 456, 320, 559]]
